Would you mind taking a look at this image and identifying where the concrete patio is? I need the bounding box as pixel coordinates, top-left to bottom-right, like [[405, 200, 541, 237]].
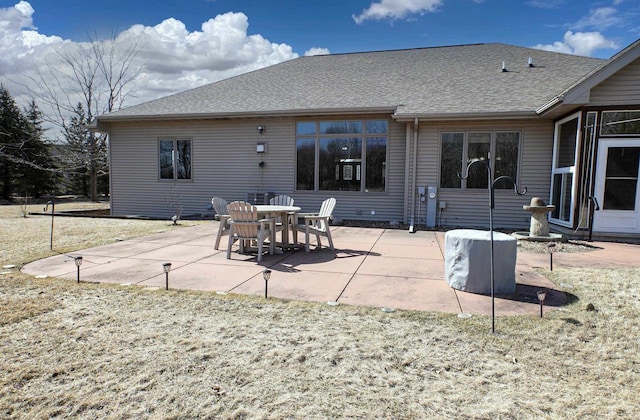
[[21, 223, 640, 316]]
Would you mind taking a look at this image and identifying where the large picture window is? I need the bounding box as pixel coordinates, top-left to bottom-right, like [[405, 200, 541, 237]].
[[439, 131, 521, 189], [159, 139, 191, 180], [296, 120, 388, 192]]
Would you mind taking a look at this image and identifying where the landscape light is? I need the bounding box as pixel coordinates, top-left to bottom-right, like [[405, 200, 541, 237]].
[[263, 269, 272, 298], [547, 242, 557, 271], [163, 262, 172, 290], [74, 256, 83, 283], [537, 290, 547, 318]]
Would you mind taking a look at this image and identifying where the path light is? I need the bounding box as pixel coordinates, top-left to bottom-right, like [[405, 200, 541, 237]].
[[163, 262, 172, 290], [263, 269, 272, 298], [74, 256, 83, 283], [547, 242, 557, 271], [537, 290, 547, 318]]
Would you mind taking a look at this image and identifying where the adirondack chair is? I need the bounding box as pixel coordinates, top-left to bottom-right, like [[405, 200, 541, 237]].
[[226, 201, 275, 262], [211, 197, 230, 250], [268, 194, 295, 240], [293, 197, 336, 252], [269, 194, 295, 206]]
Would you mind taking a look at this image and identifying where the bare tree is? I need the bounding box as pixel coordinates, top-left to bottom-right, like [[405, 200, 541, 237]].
[[21, 32, 142, 201]]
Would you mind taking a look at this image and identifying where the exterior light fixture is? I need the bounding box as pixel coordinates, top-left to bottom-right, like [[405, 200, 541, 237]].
[[263, 269, 272, 298], [163, 262, 172, 290], [537, 290, 547, 318], [257, 126, 265, 134], [74, 256, 83, 283]]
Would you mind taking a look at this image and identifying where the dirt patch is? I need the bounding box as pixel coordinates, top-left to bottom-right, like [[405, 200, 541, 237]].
[[517, 239, 600, 254]]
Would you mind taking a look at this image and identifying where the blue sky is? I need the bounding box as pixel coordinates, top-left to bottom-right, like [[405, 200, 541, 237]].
[[0, 0, 638, 139], [15, 0, 640, 57]]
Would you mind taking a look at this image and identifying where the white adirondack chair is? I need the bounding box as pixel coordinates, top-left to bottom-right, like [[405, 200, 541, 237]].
[[293, 197, 336, 252], [211, 197, 230, 250], [226, 201, 275, 262], [268, 194, 295, 240]]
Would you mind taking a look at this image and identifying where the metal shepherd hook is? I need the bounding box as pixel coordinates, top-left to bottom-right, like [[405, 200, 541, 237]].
[[458, 152, 527, 333]]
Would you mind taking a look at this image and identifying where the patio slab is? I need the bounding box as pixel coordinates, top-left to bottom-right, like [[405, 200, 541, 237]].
[[339, 275, 460, 312], [20, 225, 640, 316]]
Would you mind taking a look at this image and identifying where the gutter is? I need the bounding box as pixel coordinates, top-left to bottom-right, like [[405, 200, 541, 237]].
[[393, 110, 538, 122], [97, 106, 399, 123], [535, 95, 564, 116], [408, 117, 419, 233]]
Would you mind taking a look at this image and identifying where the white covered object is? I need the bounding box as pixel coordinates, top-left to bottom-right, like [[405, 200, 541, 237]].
[[444, 229, 517, 294]]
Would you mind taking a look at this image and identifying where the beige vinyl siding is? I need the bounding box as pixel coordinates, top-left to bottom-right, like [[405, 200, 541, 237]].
[[590, 58, 640, 105], [108, 115, 406, 221], [410, 119, 554, 229]]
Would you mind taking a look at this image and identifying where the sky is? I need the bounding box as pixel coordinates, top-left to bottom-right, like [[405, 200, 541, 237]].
[[1, 0, 639, 139]]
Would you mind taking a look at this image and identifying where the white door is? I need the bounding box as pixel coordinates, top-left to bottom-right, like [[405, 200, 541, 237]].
[[593, 139, 640, 233]]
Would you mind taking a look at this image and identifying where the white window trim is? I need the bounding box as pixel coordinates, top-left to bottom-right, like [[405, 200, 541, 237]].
[[600, 109, 640, 137], [549, 113, 580, 227]]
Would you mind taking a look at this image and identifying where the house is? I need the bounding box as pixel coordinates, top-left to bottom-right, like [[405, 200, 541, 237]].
[[95, 40, 640, 240]]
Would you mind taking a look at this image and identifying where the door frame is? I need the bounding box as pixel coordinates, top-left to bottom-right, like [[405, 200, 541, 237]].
[[593, 138, 640, 233]]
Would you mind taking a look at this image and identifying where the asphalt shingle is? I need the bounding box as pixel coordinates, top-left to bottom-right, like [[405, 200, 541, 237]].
[[100, 43, 604, 121]]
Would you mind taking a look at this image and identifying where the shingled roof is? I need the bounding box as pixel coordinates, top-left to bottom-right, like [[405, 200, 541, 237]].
[[99, 43, 603, 122]]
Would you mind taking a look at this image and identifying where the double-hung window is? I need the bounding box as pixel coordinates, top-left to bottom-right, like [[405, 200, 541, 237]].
[[440, 130, 521, 189], [296, 120, 388, 192], [159, 139, 192, 180]]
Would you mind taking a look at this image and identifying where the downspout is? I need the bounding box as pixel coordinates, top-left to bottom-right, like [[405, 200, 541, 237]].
[[107, 123, 113, 216], [408, 117, 419, 233]]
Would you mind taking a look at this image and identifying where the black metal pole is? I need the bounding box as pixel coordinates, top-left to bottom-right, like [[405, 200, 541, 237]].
[[540, 300, 544, 317], [165, 272, 169, 290], [49, 184, 56, 251], [550, 252, 553, 271], [459, 156, 526, 335], [488, 165, 495, 334]]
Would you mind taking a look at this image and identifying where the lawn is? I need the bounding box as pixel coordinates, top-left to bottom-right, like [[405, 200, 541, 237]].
[[1, 202, 639, 418]]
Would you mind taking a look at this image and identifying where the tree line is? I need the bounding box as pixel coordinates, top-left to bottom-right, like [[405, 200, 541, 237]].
[[1, 34, 140, 202], [0, 85, 109, 201]]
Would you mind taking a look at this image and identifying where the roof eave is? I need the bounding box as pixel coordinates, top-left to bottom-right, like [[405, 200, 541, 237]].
[[97, 106, 399, 123], [538, 38, 640, 114], [393, 110, 540, 122]]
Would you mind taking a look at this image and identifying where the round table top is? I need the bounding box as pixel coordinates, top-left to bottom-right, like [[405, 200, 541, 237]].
[[254, 205, 301, 212]]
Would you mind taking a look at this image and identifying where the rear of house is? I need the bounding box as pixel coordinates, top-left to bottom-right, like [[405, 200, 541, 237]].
[[97, 41, 640, 240]]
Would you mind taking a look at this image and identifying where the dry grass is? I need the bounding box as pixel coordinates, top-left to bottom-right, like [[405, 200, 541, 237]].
[[1, 202, 639, 418]]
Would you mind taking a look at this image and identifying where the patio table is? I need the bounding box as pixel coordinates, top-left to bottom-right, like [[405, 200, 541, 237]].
[[255, 205, 301, 250]]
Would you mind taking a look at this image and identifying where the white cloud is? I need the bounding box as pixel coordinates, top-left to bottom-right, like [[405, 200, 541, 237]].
[[353, 0, 443, 24], [526, 0, 565, 8], [0, 1, 64, 72], [533, 30, 618, 57], [0, 2, 298, 140], [304, 47, 330, 56], [573, 7, 622, 31]]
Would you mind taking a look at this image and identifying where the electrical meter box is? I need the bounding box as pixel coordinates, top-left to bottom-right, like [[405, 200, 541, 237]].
[[426, 186, 437, 228]]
